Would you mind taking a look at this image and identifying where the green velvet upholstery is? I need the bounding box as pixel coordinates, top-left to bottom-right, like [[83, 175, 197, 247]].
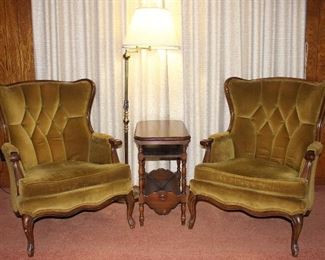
[[89, 133, 114, 164], [227, 78, 324, 170], [209, 132, 235, 162], [19, 161, 130, 198], [0, 79, 135, 256], [0, 80, 93, 170], [195, 159, 304, 197], [188, 77, 325, 256]]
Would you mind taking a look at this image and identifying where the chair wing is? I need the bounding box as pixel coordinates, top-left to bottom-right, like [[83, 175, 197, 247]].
[[188, 77, 325, 257]]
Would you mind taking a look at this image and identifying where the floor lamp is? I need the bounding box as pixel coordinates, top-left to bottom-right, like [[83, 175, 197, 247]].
[[122, 7, 179, 163]]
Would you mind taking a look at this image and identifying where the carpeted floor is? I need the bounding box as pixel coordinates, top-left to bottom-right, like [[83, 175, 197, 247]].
[[1, 186, 325, 260]]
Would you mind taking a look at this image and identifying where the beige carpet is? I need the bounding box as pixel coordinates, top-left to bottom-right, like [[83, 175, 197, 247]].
[[0, 186, 325, 259]]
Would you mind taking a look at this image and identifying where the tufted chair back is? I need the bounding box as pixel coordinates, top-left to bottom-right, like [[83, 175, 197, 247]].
[[0, 79, 95, 170], [225, 78, 325, 171]]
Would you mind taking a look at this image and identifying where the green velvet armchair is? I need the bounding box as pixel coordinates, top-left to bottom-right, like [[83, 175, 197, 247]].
[[0, 79, 135, 257], [188, 77, 325, 256]]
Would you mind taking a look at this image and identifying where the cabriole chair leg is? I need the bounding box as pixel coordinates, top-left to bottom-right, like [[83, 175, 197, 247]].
[[22, 215, 34, 257], [188, 191, 197, 229], [290, 214, 304, 257], [126, 191, 135, 229]]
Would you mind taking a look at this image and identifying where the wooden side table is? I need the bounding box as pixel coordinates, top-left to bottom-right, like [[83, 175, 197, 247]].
[[134, 120, 191, 226]]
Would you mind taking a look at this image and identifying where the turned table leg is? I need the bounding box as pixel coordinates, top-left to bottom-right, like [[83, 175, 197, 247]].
[[181, 148, 187, 225], [138, 147, 145, 226]]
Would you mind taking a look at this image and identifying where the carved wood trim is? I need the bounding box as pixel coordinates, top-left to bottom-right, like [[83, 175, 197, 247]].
[[200, 138, 213, 163], [18, 192, 135, 221], [301, 150, 316, 180], [9, 151, 23, 195], [188, 192, 306, 256], [145, 191, 181, 215], [18, 191, 135, 256], [192, 193, 300, 220], [22, 214, 34, 257], [33, 191, 135, 221]]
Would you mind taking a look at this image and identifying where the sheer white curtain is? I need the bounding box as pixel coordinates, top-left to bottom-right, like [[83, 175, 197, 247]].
[[32, 0, 306, 183], [182, 0, 306, 179], [32, 0, 126, 138]]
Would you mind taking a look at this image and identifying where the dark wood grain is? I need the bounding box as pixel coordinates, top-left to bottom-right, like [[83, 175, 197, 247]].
[[144, 169, 182, 215], [134, 120, 191, 142], [305, 0, 321, 81], [0, 0, 35, 188], [0, 0, 35, 84], [317, 0, 325, 80], [305, 0, 325, 184]]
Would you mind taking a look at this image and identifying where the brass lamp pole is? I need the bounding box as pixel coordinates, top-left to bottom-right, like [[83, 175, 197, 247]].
[[123, 50, 130, 164], [122, 7, 179, 164]]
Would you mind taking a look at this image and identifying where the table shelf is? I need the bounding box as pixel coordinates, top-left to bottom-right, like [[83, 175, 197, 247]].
[[142, 145, 183, 159]]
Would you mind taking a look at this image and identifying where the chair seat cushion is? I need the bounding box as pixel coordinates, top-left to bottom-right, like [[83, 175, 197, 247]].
[[191, 158, 310, 215], [20, 161, 131, 197], [194, 158, 307, 199]]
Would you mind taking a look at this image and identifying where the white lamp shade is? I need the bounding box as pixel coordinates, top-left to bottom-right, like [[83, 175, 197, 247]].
[[123, 7, 179, 49]]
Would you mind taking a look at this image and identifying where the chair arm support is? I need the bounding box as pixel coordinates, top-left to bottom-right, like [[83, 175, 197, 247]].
[[200, 138, 213, 162], [89, 133, 122, 164], [200, 139, 213, 148], [1, 143, 25, 196], [201, 132, 235, 163], [306, 141, 323, 156], [300, 141, 323, 180], [108, 138, 122, 163], [108, 138, 122, 149]]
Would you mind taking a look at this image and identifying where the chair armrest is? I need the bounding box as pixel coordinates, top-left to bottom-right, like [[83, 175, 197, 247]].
[[299, 141, 323, 181], [89, 133, 122, 164], [201, 131, 235, 163], [1, 143, 25, 196], [306, 141, 323, 156]]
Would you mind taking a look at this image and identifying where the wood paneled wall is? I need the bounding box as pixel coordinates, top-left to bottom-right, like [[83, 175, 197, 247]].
[[0, 0, 35, 187], [305, 0, 325, 184], [306, 0, 325, 82]]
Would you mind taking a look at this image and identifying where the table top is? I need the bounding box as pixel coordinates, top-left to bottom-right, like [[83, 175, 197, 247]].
[[134, 120, 190, 142]]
